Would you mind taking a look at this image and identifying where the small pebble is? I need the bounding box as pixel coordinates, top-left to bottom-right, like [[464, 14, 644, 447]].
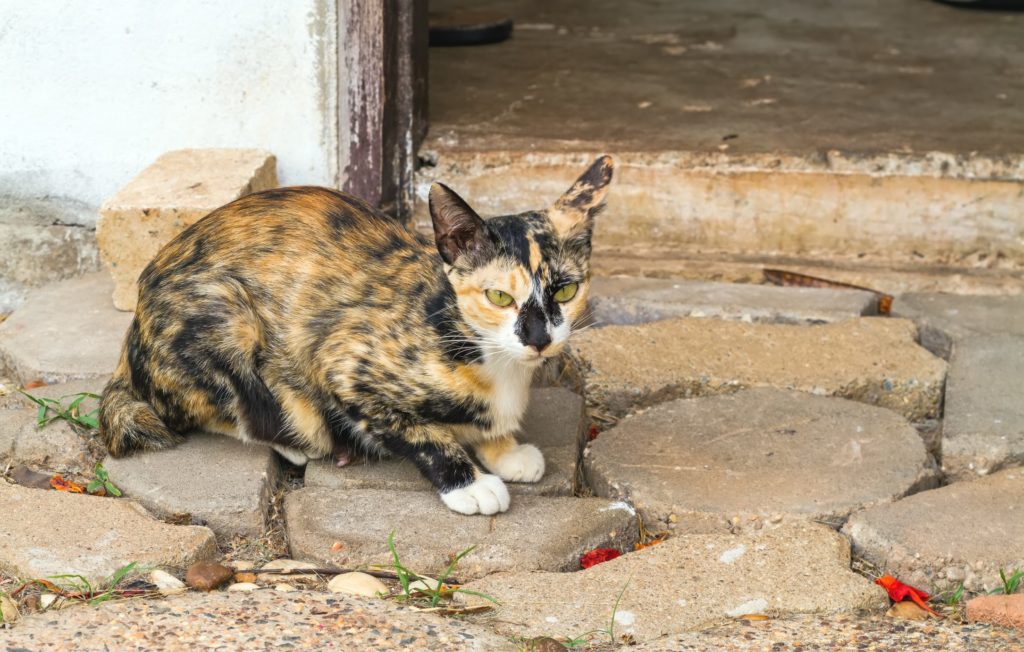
[[234, 572, 258, 584], [231, 560, 255, 571], [327, 572, 388, 597], [407, 578, 443, 593], [150, 570, 186, 596], [275, 583, 298, 592], [186, 562, 235, 592], [227, 582, 260, 592], [39, 594, 59, 610], [886, 601, 930, 621]]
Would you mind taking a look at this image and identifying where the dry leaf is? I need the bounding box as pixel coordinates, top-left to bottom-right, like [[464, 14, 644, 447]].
[[50, 475, 86, 493], [635, 534, 668, 551], [12, 465, 54, 490], [0, 593, 20, 624]]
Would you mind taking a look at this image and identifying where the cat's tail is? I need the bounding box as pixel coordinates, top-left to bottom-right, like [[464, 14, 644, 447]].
[[99, 370, 182, 458]]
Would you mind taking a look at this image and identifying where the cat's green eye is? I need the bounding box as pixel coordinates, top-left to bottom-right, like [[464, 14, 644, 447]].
[[486, 289, 515, 307], [553, 282, 579, 303]]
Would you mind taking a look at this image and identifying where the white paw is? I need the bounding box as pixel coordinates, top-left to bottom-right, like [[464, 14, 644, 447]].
[[486, 443, 545, 483], [440, 474, 511, 515], [272, 444, 309, 466]]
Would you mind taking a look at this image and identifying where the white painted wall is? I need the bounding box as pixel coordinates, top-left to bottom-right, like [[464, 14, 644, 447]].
[[0, 0, 338, 223]]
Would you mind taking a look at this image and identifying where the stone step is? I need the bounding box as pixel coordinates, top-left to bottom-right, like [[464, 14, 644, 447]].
[[414, 151, 1024, 268], [584, 389, 938, 533], [97, 148, 278, 311], [942, 335, 1024, 481], [306, 387, 585, 497], [102, 432, 281, 539], [0, 273, 130, 383], [0, 482, 216, 583], [589, 276, 879, 326], [285, 487, 637, 581], [591, 251, 1024, 298], [566, 316, 947, 422], [460, 521, 886, 642], [843, 468, 1024, 594]]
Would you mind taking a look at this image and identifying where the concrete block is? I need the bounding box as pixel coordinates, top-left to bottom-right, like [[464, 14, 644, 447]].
[[590, 276, 878, 326], [567, 317, 947, 422], [306, 387, 584, 497], [286, 488, 637, 581], [895, 293, 1024, 359], [0, 273, 131, 383], [102, 432, 281, 538], [0, 482, 216, 584], [843, 468, 1024, 594], [461, 522, 886, 642], [585, 389, 937, 533], [97, 149, 277, 311], [942, 335, 1024, 480]]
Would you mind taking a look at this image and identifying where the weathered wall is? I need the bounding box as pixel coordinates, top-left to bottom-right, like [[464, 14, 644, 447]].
[[0, 1, 338, 224]]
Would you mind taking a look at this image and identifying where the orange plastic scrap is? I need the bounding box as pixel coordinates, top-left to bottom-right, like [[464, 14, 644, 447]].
[[875, 574, 939, 617]]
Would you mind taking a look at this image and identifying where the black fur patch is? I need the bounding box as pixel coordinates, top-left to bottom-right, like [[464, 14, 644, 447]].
[[380, 433, 476, 492]]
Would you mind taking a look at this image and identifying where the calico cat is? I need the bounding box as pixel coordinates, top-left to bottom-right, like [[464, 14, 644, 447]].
[[99, 156, 613, 515]]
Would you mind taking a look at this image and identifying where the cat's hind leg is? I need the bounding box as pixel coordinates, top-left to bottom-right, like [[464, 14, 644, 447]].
[[475, 435, 545, 483]]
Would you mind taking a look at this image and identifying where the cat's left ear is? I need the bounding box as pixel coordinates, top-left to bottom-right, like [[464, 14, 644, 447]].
[[549, 155, 615, 236], [429, 182, 492, 265]]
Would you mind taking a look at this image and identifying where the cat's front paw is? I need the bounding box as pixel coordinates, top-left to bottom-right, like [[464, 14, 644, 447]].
[[440, 474, 510, 515], [486, 443, 545, 483]]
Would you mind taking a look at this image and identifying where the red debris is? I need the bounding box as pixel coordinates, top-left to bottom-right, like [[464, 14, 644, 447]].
[[580, 548, 621, 569]]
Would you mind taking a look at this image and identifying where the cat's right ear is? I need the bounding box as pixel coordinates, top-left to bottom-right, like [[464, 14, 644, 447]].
[[429, 183, 491, 265]]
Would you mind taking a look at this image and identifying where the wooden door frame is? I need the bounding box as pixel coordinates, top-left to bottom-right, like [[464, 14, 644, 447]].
[[337, 0, 428, 222]]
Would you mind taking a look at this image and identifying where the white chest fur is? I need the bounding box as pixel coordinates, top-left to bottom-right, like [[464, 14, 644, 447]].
[[478, 355, 535, 438]]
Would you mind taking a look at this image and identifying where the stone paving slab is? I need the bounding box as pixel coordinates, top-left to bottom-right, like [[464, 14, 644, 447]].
[[98, 148, 278, 311], [103, 432, 281, 538], [0, 273, 131, 383], [0, 482, 216, 583], [0, 378, 108, 472], [589, 276, 878, 326], [3, 408, 96, 473], [286, 487, 637, 581], [0, 589, 514, 651], [635, 613, 1023, 651], [566, 316, 947, 421], [942, 335, 1024, 480], [843, 468, 1024, 594], [585, 389, 938, 533], [896, 292, 1024, 358], [306, 388, 584, 497], [461, 522, 886, 642], [0, 197, 100, 288]]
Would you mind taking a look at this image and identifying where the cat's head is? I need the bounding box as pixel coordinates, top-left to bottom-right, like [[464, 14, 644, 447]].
[[429, 155, 614, 366]]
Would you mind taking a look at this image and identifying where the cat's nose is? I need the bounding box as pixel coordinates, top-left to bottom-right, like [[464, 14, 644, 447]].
[[526, 331, 552, 353]]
